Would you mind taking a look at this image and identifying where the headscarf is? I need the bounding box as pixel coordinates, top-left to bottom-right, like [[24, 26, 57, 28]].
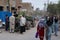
[[38, 18, 45, 28]]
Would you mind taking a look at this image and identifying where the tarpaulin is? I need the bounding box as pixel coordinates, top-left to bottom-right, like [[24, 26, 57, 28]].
[[0, 11, 12, 24]]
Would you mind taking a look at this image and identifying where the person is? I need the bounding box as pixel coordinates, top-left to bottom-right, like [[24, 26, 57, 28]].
[[36, 18, 46, 40], [46, 16, 52, 40], [26, 20, 31, 30], [9, 14, 15, 33], [15, 17, 19, 32], [14, 12, 19, 32], [50, 16, 54, 33], [34, 17, 38, 27], [0, 19, 2, 33], [53, 16, 58, 36], [19, 15, 26, 34], [5, 15, 9, 31]]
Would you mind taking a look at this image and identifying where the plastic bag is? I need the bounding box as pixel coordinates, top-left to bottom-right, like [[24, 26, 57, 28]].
[[35, 32, 39, 38]]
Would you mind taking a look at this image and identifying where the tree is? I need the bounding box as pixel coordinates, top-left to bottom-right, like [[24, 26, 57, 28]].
[[47, 3, 58, 15], [47, 1, 60, 15], [57, 1, 60, 14]]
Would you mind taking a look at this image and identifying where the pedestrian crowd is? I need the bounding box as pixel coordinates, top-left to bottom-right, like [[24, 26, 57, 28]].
[[0, 13, 36, 34], [0, 12, 59, 40], [36, 15, 59, 40]]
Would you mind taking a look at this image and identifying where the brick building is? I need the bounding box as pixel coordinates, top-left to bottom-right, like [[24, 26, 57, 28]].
[[9, 0, 22, 13], [0, 0, 7, 11], [0, 0, 33, 16], [19, 3, 33, 16]]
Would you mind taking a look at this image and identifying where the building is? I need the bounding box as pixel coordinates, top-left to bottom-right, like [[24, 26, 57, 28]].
[[19, 3, 33, 16], [0, 0, 7, 11], [9, 0, 22, 13], [0, 0, 22, 11], [0, 0, 33, 16]]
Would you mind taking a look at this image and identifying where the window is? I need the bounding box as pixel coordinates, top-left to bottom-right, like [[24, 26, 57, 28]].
[[12, 0, 16, 7], [0, 6, 3, 11], [6, 6, 10, 11]]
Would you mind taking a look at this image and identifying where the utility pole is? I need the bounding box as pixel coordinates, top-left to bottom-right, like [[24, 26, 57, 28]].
[[47, 0, 49, 5], [47, 0, 50, 15], [44, 3, 46, 16], [8, 0, 11, 12], [8, 0, 10, 11], [44, 3, 46, 11]]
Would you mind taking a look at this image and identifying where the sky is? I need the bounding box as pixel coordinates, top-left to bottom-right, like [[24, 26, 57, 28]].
[[22, 0, 58, 10]]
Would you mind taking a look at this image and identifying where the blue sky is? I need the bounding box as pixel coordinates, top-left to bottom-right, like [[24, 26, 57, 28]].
[[22, 0, 58, 10]]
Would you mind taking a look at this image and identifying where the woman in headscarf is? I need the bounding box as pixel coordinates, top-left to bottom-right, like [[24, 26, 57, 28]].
[[36, 18, 46, 40]]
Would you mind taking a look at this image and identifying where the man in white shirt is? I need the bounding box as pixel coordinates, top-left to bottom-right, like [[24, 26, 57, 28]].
[[9, 14, 15, 33], [20, 15, 26, 34]]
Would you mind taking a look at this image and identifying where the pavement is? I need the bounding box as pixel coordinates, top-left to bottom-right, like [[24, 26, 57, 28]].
[[0, 27, 60, 40]]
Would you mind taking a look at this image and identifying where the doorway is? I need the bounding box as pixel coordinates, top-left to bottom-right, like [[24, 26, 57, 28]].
[[0, 6, 3, 11]]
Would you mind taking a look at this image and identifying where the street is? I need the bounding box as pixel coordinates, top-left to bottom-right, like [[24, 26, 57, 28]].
[[0, 27, 60, 40]]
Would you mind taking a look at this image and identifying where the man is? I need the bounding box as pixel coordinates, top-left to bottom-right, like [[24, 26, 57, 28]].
[[14, 13, 19, 32], [9, 14, 15, 33], [15, 17, 19, 32], [20, 15, 26, 34], [5, 15, 9, 31]]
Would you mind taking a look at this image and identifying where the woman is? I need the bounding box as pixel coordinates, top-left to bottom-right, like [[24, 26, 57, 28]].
[[36, 18, 45, 40], [54, 16, 58, 36], [46, 17, 52, 40]]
